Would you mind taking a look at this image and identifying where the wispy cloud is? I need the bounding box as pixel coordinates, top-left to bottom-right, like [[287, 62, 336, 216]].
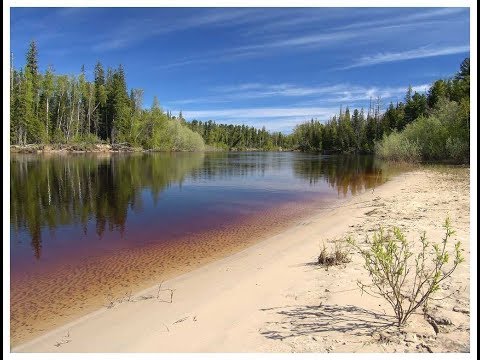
[[333, 8, 466, 32], [168, 82, 431, 131], [343, 45, 470, 69], [92, 9, 272, 52], [166, 82, 431, 106], [319, 84, 431, 103], [244, 8, 465, 38], [177, 106, 340, 132], [157, 29, 363, 69], [157, 16, 462, 70], [181, 106, 337, 119]]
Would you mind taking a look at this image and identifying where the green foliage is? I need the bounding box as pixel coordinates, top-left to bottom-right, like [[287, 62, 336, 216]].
[[403, 115, 447, 161], [186, 120, 292, 151], [378, 98, 469, 163], [348, 219, 464, 327], [375, 131, 421, 162], [10, 41, 205, 152], [292, 106, 379, 154], [376, 59, 469, 163], [404, 92, 428, 126], [70, 133, 102, 145], [446, 137, 469, 163], [427, 80, 449, 108], [9, 42, 469, 160]]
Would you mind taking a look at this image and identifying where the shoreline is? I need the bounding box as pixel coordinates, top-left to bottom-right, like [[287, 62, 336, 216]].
[[12, 167, 470, 352], [10, 144, 291, 154], [10, 194, 343, 347]]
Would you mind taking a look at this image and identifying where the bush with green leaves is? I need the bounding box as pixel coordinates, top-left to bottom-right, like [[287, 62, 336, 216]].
[[375, 131, 421, 162], [376, 98, 469, 163], [402, 114, 447, 161], [348, 218, 464, 327]]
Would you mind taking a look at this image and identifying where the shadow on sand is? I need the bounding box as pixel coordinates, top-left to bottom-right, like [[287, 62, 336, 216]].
[[259, 304, 396, 341]]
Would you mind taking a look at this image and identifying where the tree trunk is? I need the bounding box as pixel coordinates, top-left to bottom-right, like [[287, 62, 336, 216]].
[[87, 98, 92, 135], [76, 100, 80, 137]]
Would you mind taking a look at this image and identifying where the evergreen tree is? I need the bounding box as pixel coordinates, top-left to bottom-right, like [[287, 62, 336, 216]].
[[94, 62, 106, 138], [404, 92, 428, 125], [42, 66, 55, 140], [427, 80, 448, 108]]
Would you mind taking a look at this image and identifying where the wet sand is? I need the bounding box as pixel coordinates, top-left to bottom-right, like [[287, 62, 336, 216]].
[[11, 196, 341, 347]]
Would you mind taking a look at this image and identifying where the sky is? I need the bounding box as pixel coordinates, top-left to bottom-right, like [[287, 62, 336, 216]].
[[10, 7, 470, 133]]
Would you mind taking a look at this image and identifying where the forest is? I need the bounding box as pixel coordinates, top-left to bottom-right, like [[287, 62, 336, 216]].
[[10, 41, 204, 151], [292, 58, 470, 162], [10, 41, 470, 162]]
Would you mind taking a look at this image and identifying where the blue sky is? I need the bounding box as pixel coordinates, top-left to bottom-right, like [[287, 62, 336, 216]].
[[10, 7, 470, 132]]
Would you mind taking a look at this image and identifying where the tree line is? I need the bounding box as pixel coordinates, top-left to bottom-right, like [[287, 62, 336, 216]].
[[10, 41, 469, 161], [376, 58, 470, 163], [10, 41, 204, 151], [292, 58, 469, 163], [186, 120, 295, 150], [9, 40, 292, 152]]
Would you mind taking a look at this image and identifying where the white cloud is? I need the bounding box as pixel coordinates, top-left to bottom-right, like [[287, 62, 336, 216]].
[[93, 9, 273, 52], [157, 17, 464, 70], [181, 106, 338, 120], [344, 45, 470, 69], [166, 82, 431, 106], [333, 8, 466, 32], [164, 81, 434, 132], [176, 107, 340, 132]]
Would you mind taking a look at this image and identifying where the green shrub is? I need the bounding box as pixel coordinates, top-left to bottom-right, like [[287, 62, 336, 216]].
[[402, 115, 447, 161], [51, 128, 66, 144], [376, 98, 469, 163], [145, 118, 205, 152], [70, 133, 102, 145], [348, 219, 464, 327], [375, 131, 421, 162], [170, 121, 205, 152], [446, 137, 470, 163]]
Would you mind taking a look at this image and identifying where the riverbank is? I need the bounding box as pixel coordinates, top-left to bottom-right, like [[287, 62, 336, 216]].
[[12, 167, 470, 352], [10, 143, 143, 153], [10, 144, 292, 153]]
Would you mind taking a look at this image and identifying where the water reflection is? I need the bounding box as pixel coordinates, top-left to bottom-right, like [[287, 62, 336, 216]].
[[292, 155, 385, 196], [10, 152, 393, 260], [10, 153, 204, 259]]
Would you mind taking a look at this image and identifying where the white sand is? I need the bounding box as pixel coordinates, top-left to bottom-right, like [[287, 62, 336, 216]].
[[12, 168, 470, 353]]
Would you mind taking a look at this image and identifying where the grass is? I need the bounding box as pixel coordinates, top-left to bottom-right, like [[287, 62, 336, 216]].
[[318, 240, 351, 267]]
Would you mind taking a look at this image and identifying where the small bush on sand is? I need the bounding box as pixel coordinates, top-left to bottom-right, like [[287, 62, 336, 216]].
[[348, 218, 464, 327], [318, 240, 351, 266]]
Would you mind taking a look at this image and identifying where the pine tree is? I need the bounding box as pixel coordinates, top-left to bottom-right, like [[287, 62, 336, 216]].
[[19, 69, 36, 144], [10, 69, 21, 144], [42, 66, 55, 141], [26, 40, 41, 124], [94, 62, 106, 138]]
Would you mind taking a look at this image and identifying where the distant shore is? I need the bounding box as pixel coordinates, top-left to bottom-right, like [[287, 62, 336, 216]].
[[10, 143, 142, 153], [10, 144, 295, 154], [12, 167, 470, 353]]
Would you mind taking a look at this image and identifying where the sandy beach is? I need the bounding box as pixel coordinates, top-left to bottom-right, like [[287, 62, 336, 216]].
[[12, 167, 470, 353]]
